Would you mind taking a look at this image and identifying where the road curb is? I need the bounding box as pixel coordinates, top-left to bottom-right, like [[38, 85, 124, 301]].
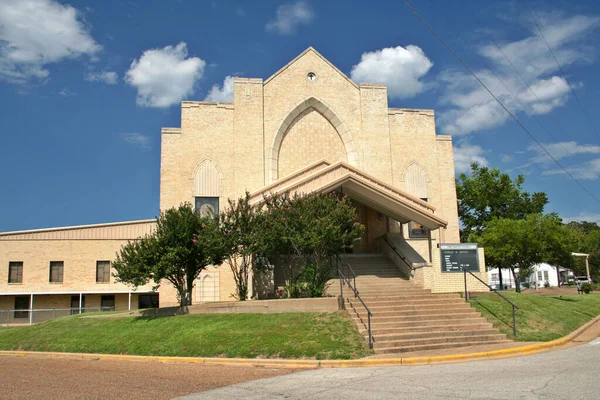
[[2, 315, 599, 368]]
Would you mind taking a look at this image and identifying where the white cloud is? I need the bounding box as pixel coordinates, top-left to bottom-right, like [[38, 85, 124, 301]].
[[542, 158, 600, 180], [121, 133, 151, 150], [350, 46, 433, 99], [85, 71, 118, 85], [0, 0, 101, 83], [266, 1, 314, 35], [125, 42, 205, 108], [205, 76, 235, 102], [528, 141, 600, 164], [500, 154, 514, 163], [438, 13, 599, 135], [453, 143, 489, 174]]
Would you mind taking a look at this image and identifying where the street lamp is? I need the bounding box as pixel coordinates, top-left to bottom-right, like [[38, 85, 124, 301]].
[[572, 252, 591, 283]]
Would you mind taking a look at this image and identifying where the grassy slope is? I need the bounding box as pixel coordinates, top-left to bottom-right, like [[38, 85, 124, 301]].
[[0, 312, 370, 360], [470, 293, 600, 341]]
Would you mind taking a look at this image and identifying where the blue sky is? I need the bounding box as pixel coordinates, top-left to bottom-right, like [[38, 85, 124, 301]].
[[1, 0, 600, 232]]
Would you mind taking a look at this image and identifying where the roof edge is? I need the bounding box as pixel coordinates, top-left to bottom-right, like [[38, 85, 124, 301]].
[[264, 47, 359, 89], [0, 219, 156, 237]]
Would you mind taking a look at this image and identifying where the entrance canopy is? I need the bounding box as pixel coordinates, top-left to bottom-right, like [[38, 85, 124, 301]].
[[250, 160, 448, 230]]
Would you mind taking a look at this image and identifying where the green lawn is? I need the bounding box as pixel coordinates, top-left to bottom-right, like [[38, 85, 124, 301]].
[[0, 312, 370, 360], [470, 293, 600, 342]]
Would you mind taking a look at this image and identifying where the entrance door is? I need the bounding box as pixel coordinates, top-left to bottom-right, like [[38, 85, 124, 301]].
[[195, 272, 219, 302], [138, 294, 159, 309], [70, 295, 85, 315], [14, 296, 29, 319], [101, 295, 115, 311]]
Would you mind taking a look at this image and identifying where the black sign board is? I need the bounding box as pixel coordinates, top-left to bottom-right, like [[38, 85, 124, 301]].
[[440, 243, 479, 273]]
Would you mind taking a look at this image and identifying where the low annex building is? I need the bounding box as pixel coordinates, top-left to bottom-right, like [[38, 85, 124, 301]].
[[0, 48, 488, 319]]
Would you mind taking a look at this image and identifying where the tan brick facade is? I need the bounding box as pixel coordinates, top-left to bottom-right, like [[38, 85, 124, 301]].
[[0, 48, 486, 314]]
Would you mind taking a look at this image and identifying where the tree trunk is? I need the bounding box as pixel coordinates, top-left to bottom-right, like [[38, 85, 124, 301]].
[[498, 268, 504, 290], [511, 268, 521, 293]]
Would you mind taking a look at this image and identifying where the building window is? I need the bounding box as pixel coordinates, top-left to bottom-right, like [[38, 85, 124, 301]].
[[101, 295, 115, 311], [14, 296, 29, 319], [195, 197, 219, 218], [70, 295, 86, 315], [138, 294, 159, 309], [408, 198, 429, 239], [543, 271, 549, 281], [96, 261, 111, 283], [537, 271, 543, 281], [8, 262, 23, 283], [49, 261, 64, 283]]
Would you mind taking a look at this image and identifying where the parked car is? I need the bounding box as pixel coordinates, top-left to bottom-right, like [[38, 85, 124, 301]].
[[576, 276, 591, 283]]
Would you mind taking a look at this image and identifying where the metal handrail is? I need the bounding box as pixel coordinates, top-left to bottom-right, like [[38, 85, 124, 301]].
[[461, 267, 519, 336], [382, 237, 417, 271], [336, 256, 373, 349], [335, 254, 357, 290]]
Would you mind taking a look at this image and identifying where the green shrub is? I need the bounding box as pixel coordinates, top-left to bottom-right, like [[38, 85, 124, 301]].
[[582, 283, 592, 294]]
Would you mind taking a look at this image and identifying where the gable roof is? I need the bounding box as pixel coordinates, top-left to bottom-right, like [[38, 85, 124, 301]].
[[0, 219, 156, 241], [264, 47, 359, 89], [249, 160, 447, 230]]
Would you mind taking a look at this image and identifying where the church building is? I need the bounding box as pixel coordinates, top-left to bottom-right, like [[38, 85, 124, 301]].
[[0, 48, 488, 321]]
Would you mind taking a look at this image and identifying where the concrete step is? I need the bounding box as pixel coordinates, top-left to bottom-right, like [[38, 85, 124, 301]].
[[352, 311, 482, 322], [373, 339, 513, 354], [355, 290, 430, 295], [362, 322, 494, 335], [351, 308, 480, 318], [373, 334, 508, 349], [355, 317, 490, 329], [371, 328, 502, 341], [359, 294, 456, 301], [360, 303, 472, 313], [358, 298, 467, 307]]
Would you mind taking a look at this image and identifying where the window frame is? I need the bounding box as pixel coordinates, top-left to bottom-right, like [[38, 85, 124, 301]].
[[101, 295, 115, 311], [194, 196, 219, 219], [408, 198, 430, 239], [49, 261, 64, 283], [8, 261, 23, 284], [96, 261, 111, 284]]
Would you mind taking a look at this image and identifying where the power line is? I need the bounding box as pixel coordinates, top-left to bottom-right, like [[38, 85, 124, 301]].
[[524, 0, 600, 141], [428, 0, 578, 165], [453, 0, 579, 164], [401, 0, 600, 205]]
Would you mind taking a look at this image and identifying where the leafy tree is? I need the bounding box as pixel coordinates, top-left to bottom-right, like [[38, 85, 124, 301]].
[[473, 214, 574, 293], [261, 192, 363, 298], [457, 163, 548, 241], [113, 204, 222, 307], [219, 192, 264, 301]]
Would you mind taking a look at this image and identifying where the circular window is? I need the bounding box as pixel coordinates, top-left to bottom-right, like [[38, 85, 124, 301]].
[[307, 72, 317, 82]]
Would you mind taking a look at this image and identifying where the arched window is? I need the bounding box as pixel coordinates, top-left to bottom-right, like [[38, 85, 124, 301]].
[[193, 160, 221, 218], [402, 163, 428, 199]]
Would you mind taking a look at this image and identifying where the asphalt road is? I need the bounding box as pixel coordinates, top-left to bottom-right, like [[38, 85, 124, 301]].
[[0, 355, 296, 400], [178, 338, 600, 400]]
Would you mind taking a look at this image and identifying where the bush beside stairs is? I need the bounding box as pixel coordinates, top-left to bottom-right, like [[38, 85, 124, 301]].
[[336, 255, 511, 354]]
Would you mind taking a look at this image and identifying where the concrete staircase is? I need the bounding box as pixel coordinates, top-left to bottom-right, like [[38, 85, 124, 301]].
[[337, 254, 511, 354]]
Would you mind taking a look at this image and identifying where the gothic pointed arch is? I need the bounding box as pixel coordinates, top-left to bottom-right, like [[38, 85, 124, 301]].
[[400, 162, 430, 199], [193, 159, 223, 197], [268, 97, 358, 183]]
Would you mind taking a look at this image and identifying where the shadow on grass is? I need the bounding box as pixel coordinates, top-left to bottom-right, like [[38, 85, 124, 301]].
[[471, 297, 514, 330], [551, 296, 577, 302]]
